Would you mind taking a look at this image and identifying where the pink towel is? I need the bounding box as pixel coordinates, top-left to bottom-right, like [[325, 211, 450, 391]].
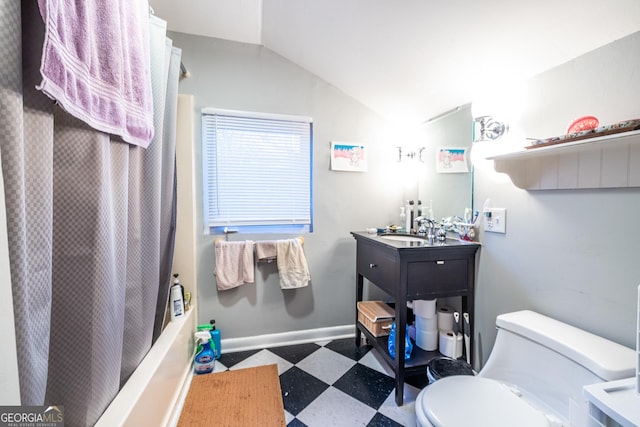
[[276, 239, 310, 289], [214, 241, 255, 290], [37, 0, 154, 147]]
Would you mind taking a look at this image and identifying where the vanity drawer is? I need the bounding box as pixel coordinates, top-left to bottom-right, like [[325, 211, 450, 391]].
[[407, 258, 468, 296], [357, 245, 396, 290]]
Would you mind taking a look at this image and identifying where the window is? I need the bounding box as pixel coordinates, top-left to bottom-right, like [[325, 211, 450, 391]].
[[202, 108, 313, 234]]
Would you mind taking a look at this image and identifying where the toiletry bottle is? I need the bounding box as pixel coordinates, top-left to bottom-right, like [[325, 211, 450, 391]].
[[209, 319, 222, 359], [399, 207, 406, 231], [404, 200, 411, 232], [408, 200, 415, 233], [417, 200, 423, 218], [170, 277, 184, 321], [428, 200, 434, 220], [173, 273, 185, 307], [194, 331, 215, 374]]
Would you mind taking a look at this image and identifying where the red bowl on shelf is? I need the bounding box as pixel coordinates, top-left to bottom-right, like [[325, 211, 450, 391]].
[[567, 116, 599, 134]]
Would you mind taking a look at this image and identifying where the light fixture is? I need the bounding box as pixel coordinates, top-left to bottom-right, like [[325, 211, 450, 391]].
[[473, 115, 508, 142], [397, 147, 425, 162], [471, 82, 525, 143]]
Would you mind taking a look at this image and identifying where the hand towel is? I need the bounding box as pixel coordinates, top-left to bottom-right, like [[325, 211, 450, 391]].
[[214, 240, 255, 290], [36, 0, 155, 147], [255, 241, 277, 263], [276, 239, 310, 289]]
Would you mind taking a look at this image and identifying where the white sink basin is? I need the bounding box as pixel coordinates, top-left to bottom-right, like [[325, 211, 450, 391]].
[[380, 234, 426, 242]]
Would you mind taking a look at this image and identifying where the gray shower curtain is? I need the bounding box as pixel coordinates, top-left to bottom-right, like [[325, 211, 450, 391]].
[[0, 1, 181, 425]]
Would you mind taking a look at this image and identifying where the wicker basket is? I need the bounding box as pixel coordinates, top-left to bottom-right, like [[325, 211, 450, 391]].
[[357, 301, 395, 337]]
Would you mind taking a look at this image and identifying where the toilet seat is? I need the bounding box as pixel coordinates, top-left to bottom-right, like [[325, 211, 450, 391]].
[[416, 376, 551, 427]]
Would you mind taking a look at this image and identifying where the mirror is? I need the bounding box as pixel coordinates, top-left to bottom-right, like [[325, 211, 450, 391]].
[[417, 104, 474, 224]]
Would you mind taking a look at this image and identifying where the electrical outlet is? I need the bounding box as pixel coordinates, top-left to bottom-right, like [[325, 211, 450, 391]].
[[483, 208, 506, 233]]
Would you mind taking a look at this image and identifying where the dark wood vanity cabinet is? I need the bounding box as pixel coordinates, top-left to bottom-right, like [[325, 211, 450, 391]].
[[351, 231, 480, 406]]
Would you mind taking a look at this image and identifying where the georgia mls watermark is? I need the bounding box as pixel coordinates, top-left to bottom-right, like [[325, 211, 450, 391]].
[[0, 406, 64, 427]]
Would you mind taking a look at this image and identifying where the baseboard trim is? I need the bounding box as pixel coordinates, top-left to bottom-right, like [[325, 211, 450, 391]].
[[222, 324, 355, 353]]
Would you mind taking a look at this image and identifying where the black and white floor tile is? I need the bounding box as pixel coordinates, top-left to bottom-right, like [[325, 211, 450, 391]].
[[214, 338, 428, 427]]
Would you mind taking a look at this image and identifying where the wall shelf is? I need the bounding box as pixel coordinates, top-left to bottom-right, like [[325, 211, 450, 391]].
[[487, 129, 640, 190]]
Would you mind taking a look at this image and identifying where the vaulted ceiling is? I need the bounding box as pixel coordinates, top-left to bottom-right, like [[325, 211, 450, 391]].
[[149, 0, 640, 124]]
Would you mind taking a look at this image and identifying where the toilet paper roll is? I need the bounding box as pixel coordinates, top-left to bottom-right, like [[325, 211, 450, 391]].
[[438, 330, 463, 359], [415, 315, 438, 333], [413, 299, 437, 318], [416, 328, 438, 351], [437, 306, 455, 331]]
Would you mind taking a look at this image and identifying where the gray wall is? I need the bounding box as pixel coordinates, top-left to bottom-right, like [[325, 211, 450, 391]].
[[169, 29, 640, 361], [169, 31, 474, 339], [473, 31, 640, 365]]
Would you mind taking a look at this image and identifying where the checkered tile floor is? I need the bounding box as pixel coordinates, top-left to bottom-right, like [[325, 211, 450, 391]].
[[213, 338, 430, 427]]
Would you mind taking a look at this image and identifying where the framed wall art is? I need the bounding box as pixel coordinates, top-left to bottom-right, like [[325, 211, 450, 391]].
[[330, 142, 368, 172], [436, 147, 469, 173]]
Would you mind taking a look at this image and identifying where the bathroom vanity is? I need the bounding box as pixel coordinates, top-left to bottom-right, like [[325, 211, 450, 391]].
[[351, 231, 480, 405]]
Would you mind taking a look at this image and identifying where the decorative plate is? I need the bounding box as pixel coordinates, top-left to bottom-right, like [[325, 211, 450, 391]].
[[566, 116, 599, 134]]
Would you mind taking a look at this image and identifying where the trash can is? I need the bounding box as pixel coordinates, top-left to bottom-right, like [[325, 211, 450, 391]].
[[426, 357, 474, 384]]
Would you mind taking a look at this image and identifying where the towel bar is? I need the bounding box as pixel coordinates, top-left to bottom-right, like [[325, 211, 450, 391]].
[[213, 237, 304, 246]]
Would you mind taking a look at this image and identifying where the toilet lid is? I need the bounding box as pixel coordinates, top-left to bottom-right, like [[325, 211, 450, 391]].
[[421, 376, 550, 427]]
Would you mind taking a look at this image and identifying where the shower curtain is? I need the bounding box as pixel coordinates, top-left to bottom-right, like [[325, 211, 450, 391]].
[[0, 1, 181, 425]]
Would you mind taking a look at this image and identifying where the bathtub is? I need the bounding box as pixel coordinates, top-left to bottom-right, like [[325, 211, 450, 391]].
[[95, 308, 196, 427], [94, 304, 355, 426]]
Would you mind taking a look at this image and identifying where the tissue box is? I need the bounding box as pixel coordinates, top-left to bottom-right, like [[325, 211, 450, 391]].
[[357, 301, 395, 337]]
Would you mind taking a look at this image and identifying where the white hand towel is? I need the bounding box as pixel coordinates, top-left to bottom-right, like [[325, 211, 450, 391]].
[[214, 240, 255, 290], [276, 239, 310, 289]]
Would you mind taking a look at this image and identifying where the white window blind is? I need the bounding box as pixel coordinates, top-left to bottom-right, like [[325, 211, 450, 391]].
[[202, 108, 313, 232]]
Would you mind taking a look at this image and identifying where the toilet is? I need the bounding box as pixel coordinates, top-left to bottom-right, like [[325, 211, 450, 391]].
[[415, 310, 636, 427]]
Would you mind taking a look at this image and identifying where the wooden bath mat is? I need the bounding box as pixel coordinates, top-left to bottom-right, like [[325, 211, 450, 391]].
[[177, 364, 285, 426]]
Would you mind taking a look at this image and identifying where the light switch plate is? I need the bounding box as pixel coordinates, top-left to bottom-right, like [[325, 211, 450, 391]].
[[484, 208, 506, 233]]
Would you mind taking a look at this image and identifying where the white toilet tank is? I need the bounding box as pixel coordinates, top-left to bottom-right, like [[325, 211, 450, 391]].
[[479, 310, 636, 424]]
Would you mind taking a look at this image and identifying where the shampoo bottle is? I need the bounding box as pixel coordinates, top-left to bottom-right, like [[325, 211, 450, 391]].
[[173, 273, 185, 306], [209, 319, 221, 359], [169, 275, 184, 321], [194, 331, 215, 374]]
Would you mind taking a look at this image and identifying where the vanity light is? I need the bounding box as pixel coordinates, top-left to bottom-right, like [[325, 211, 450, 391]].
[[473, 115, 508, 142], [471, 83, 525, 143], [397, 146, 426, 162]]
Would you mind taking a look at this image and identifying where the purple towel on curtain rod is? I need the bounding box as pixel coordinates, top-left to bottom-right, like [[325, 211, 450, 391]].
[[36, 0, 155, 148]]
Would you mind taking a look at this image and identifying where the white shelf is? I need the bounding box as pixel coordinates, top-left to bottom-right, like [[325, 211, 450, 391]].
[[487, 130, 640, 190]]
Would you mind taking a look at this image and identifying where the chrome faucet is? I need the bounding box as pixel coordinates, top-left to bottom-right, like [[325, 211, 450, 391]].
[[414, 217, 436, 238]]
